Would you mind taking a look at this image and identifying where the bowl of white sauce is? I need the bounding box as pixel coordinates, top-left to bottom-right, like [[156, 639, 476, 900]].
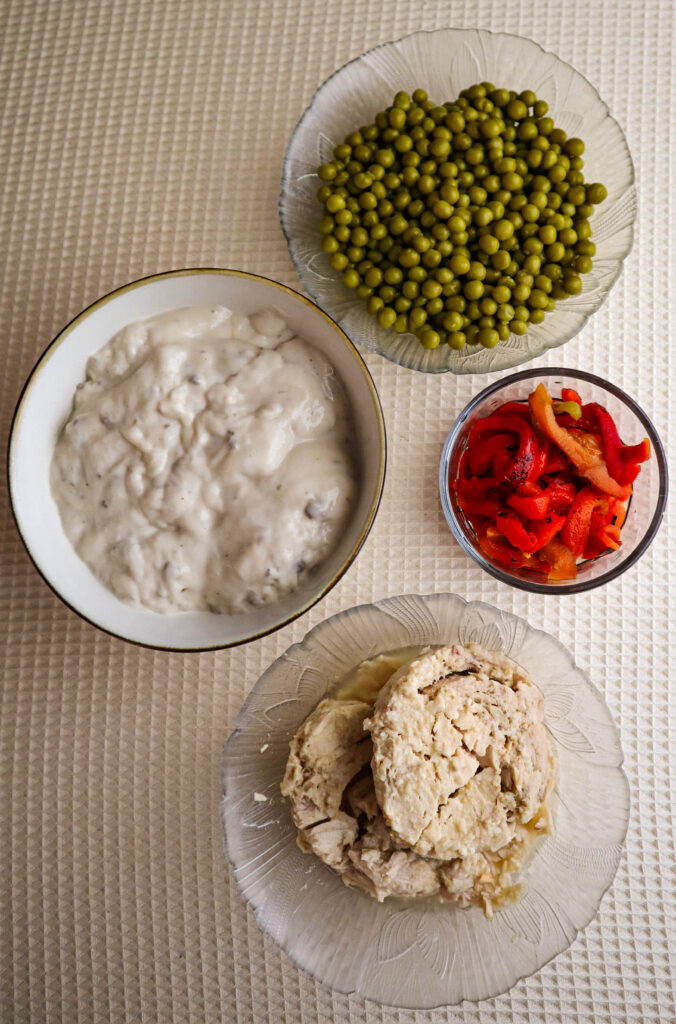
[[8, 269, 386, 650]]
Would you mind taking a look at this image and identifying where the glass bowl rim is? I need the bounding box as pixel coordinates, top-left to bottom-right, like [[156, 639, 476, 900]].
[[279, 26, 637, 374], [439, 366, 669, 594]]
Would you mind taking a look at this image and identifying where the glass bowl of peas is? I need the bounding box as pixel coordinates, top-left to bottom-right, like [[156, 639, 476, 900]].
[[280, 28, 636, 373]]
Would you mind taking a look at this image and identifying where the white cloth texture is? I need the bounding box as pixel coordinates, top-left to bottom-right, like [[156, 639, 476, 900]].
[[1, 0, 674, 1021]]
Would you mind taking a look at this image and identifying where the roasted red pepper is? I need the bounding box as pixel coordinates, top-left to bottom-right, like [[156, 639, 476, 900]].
[[452, 383, 648, 582], [583, 403, 651, 486], [560, 488, 603, 558], [507, 490, 550, 519], [468, 432, 516, 476], [469, 415, 542, 488], [540, 537, 577, 580], [529, 384, 632, 499], [543, 478, 578, 515], [528, 513, 567, 552], [495, 509, 538, 551], [476, 524, 533, 568]]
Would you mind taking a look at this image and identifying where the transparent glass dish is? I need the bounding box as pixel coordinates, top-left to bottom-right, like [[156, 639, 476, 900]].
[[439, 368, 668, 593], [279, 28, 636, 374], [219, 593, 629, 1008]]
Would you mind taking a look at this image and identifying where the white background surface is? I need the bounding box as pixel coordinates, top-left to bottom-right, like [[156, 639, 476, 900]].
[[1, 1, 674, 1021]]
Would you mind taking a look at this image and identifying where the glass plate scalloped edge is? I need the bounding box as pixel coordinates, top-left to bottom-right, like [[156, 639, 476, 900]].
[[219, 593, 629, 1008], [279, 28, 636, 373]]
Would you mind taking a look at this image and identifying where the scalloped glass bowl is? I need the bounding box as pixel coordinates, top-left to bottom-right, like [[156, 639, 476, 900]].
[[279, 28, 636, 373], [440, 368, 668, 593], [220, 592, 629, 1008]]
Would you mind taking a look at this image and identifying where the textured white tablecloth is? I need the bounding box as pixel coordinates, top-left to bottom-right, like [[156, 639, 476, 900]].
[[1, 1, 674, 1021]]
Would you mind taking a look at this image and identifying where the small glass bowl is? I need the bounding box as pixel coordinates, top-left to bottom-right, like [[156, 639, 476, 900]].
[[439, 368, 668, 593]]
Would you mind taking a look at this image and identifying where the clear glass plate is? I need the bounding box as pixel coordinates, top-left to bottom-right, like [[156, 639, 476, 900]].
[[219, 593, 629, 1008], [279, 28, 636, 374]]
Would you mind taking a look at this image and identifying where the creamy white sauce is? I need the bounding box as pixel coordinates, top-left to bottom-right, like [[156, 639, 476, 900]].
[[51, 305, 356, 614]]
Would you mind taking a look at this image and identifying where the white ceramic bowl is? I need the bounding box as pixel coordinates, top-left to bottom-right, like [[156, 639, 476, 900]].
[[8, 269, 386, 650], [280, 28, 636, 373], [220, 592, 629, 1007]]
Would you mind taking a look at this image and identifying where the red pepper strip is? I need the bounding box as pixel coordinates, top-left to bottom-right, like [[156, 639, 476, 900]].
[[540, 537, 577, 580], [560, 488, 603, 558], [465, 416, 541, 489], [612, 497, 628, 530], [507, 491, 550, 519], [476, 524, 533, 568], [494, 509, 543, 553], [492, 401, 533, 421], [530, 437, 550, 481], [583, 403, 651, 485], [562, 388, 582, 405], [457, 493, 505, 518], [529, 384, 632, 500], [496, 511, 567, 558], [526, 513, 567, 552], [516, 480, 542, 497], [453, 449, 501, 498], [468, 432, 516, 476], [596, 524, 622, 550], [555, 413, 583, 431], [589, 496, 625, 551], [543, 479, 578, 515], [583, 535, 610, 560], [469, 413, 532, 443], [542, 445, 570, 475]]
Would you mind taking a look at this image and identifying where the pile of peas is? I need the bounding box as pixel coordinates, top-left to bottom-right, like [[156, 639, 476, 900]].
[[316, 84, 607, 350]]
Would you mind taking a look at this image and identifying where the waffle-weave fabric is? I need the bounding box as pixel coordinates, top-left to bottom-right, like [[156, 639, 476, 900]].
[[1, 1, 674, 1021]]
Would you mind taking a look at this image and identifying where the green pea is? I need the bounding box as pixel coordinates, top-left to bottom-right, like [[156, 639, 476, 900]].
[[448, 253, 469, 275], [421, 279, 442, 299], [563, 274, 583, 295], [422, 248, 442, 268], [398, 248, 420, 268], [523, 236, 544, 254], [521, 203, 540, 222], [576, 240, 596, 257], [491, 249, 512, 270], [587, 182, 608, 204], [408, 307, 427, 328], [420, 328, 441, 348], [574, 254, 593, 274], [318, 163, 338, 181], [376, 306, 397, 328], [564, 137, 585, 157], [330, 252, 349, 271], [478, 327, 500, 347], [464, 279, 485, 300], [479, 234, 500, 254], [493, 219, 514, 241]]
